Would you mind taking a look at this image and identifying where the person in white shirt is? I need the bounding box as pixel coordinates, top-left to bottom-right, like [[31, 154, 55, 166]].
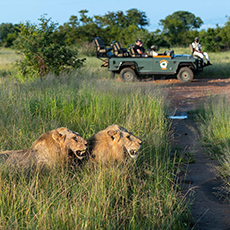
[[192, 37, 212, 66], [150, 45, 158, 56]]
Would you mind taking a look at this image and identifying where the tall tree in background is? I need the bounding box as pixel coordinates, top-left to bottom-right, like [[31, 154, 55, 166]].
[[220, 17, 230, 50], [93, 8, 149, 45], [59, 10, 101, 45], [58, 8, 149, 47], [0, 23, 19, 47], [159, 11, 203, 46], [3, 9, 229, 52]]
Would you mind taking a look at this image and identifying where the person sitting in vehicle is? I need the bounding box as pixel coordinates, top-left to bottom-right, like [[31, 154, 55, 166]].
[[192, 37, 212, 66], [149, 45, 158, 56], [134, 39, 148, 57]]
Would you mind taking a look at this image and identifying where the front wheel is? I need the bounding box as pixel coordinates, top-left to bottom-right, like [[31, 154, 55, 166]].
[[177, 67, 194, 82], [120, 68, 137, 82]]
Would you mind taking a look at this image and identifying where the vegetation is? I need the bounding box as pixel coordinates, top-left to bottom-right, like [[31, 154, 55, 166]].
[[0, 9, 229, 80], [0, 49, 191, 229], [0, 27, 230, 227], [1, 9, 230, 52], [58, 8, 149, 47], [13, 16, 85, 79], [196, 96, 230, 200], [0, 23, 20, 47], [159, 11, 203, 46]]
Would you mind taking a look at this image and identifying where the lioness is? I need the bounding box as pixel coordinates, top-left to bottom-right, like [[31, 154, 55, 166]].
[[88, 125, 142, 164], [0, 127, 87, 167]]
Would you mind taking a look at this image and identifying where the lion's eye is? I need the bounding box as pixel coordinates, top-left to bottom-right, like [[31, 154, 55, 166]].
[[73, 137, 78, 141], [126, 135, 131, 140]]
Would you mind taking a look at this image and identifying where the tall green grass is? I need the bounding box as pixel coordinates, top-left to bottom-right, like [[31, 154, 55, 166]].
[[0, 48, 20, 78], [196, 96, 230, 199], [196, 96, 230, 157], [0, 70, 191, 228]]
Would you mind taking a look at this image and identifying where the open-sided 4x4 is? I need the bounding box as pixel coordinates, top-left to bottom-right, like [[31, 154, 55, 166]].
[[94, 37, 207, 82]]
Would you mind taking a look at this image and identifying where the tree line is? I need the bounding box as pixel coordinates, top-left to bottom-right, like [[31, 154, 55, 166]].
[[0, 9, 229, 52], [0, 9, 229, 78]]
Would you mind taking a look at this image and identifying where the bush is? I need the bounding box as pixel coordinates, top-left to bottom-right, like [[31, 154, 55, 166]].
[[14, 15, 85, 79]]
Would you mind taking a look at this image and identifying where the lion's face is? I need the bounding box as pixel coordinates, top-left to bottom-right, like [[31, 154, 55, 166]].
[[106, 126, 142, 159], [122, 131, 142, 159], [54, 128, 87, 160]]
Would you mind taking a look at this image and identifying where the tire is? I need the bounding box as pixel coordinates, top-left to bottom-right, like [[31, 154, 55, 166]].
[[120, 68, 137, 82], [177, 67, 194, 82]]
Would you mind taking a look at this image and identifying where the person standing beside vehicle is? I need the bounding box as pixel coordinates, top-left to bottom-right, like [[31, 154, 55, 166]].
[[192, 37, 212, 66]]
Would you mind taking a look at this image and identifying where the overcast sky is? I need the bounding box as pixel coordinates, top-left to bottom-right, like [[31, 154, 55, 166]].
[[1, 0, 229, 31]]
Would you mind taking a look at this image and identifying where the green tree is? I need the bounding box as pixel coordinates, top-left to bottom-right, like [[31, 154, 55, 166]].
[[14, 15, 85, 79], [0, 23, 19, 47], [159, 11, 203, 46], [199, 25, 228, 52], [57, 9, 149, 49], [219, 17, 230, 50], [145, 30, 170, 50], [126, 8, 149, 29], [59, 11, 101, 45], [93, 9, 149, 46], [5, 32, 18, 47]]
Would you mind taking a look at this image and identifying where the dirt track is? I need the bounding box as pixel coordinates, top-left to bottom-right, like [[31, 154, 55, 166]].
[[157, 78, 230, 111], [159, 78, 230, 229]]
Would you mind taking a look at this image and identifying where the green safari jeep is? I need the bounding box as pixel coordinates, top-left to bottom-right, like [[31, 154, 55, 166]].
[[94, 37, 205, 82]]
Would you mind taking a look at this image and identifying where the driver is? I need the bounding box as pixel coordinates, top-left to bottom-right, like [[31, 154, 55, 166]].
[[134, 39, 148, 57]]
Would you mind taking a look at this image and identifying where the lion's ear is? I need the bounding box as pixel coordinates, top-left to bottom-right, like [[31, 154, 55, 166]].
[[107, 130, 120, 141], [52, 131, 66, 143]]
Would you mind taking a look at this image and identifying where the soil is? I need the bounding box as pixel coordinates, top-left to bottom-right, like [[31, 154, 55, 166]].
[[155, 78, 230, 229]]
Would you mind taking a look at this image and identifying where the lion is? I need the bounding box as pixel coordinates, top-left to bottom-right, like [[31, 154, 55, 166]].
[[0, 127, 87, 167], [88, 125, 142, 164]]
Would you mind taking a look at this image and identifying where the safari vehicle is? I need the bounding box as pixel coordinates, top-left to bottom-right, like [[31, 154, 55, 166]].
[[94, 37, 205, 82]]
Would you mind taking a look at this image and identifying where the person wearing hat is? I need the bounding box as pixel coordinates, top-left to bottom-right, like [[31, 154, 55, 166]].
[[134, 39, 148, 57], [192, 37, 212, 66], [150, 45, 158, 56]]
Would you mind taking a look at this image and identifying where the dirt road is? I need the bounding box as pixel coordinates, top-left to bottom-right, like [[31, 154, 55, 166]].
[[160, 78, 230, 229], [157, 78, 230, 111]]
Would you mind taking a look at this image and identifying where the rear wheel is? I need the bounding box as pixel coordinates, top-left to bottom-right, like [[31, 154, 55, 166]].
[[120, 68, 137, 82], [177, 67, 194, 82]]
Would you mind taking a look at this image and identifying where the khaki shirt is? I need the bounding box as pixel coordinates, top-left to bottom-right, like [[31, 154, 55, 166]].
[[192, 41, 202, 51]]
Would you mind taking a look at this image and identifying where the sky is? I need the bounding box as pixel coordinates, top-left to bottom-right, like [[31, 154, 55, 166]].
[[0, 0, 229, 31]]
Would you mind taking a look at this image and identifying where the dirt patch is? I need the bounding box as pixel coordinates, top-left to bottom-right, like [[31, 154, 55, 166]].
[[172, 118, 230, 229], [156, 78, 230, 112], [159, 78, 230, 229]]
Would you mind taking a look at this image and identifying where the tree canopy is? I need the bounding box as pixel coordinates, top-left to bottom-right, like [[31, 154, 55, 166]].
[[159, 11, 203, 46], [0, 9, 229, 56]]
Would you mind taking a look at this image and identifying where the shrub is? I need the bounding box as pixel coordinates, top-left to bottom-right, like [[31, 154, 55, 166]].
[[14, 15, 85, 79]]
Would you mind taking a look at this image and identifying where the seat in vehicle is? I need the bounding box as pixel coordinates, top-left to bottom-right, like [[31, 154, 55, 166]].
[[110, 41, 129, 57], [94, 37, 112, 57], [128, 44, 141, 57]]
